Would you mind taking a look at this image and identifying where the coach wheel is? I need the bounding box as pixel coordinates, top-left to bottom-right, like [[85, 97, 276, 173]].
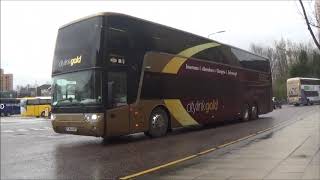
[[0, 113, 4, 117], [240, 104, 250, 121], [251, 104, 258, 120], [41, 111, 45, 117], [147, 107, 168, 138]]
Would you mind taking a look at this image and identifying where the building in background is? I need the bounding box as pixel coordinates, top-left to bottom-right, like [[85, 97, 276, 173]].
[[0, 68, 13, 91], [36, 84, 51, 96], [16, 84, 51, 97], [0, 91, 17, 98], [17, 85, 36, 97]]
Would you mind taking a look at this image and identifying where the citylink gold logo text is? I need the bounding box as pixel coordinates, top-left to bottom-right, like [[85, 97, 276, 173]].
[[186, 99, 219, 114], [58, 55, 82, 68]]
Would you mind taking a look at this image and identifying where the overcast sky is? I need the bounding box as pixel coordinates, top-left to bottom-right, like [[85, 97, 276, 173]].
[[1, 1, 316, 88]]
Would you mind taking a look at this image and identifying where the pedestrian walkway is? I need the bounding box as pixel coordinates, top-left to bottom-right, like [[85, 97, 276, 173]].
[[150, 109, 320, 180]]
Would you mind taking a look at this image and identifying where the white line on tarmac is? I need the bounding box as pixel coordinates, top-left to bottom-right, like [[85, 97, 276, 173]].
[[16, 129, 28, 132], [1, 127, 52, 133], [1, 121, 50, 126], [37, 128, 48, 131], [2, 130, 14, 133], [30, 128, 41, 131]]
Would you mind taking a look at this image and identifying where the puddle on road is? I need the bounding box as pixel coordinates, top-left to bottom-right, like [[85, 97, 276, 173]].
[[259, 133, 274, 139], [292, 154, 308, 159]]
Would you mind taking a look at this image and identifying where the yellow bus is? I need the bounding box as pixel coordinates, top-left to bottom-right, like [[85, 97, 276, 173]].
[[20, 97, 52, 117]]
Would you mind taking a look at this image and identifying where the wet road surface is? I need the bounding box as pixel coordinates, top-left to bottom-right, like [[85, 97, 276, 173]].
[[1, 105, 318, 179]]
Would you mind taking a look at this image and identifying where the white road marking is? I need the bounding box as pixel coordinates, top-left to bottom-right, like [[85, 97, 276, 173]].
[[0, 117, 50, 124], [17, 129, 28, 132], [1, 127, 52, 133], [30, 128, 41, 131], [38, 128, 47, 131], [2, 130, 14, 133]]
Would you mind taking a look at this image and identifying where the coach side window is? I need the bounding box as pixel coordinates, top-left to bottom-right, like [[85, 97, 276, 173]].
[[194, 48, 226, 64], [107, 27, 129, 62], [28, 99, 40, 105]]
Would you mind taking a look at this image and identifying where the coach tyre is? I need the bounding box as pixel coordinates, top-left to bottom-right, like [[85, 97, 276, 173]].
[[251, 104, 258, 120], [241, 104, 250, 121], [147, 107, 169, 138]]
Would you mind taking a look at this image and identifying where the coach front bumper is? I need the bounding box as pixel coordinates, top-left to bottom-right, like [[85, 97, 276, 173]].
[[51, 113, 104, 137]]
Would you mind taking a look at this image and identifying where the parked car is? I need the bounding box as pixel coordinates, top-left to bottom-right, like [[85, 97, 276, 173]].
[[272, 97, 282, 109]]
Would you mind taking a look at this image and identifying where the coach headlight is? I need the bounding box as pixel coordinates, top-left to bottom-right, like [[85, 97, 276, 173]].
[[84, 113, 101, 124]]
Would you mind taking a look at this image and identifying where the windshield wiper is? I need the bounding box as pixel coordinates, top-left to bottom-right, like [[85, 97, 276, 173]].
[[56, 98, 70, 103]]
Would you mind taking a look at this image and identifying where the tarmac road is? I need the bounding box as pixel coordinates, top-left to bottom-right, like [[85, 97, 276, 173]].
[[1, 105, 318, 179]]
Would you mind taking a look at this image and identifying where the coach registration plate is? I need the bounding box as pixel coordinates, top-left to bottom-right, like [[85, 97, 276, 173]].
[[65, 127, 77, 132]]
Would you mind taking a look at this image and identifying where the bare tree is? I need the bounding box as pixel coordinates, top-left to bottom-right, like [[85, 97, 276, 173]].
[[299, 0, 320, 50]]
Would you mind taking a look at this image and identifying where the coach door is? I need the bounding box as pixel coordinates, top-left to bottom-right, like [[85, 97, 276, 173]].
[[106, 71, 130, 136]]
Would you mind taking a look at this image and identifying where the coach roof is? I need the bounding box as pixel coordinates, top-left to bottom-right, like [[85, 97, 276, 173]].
[[59, 12, 269, 61]]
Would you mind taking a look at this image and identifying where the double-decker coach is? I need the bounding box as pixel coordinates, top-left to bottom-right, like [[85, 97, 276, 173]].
[[51, 12, 272, 138]]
